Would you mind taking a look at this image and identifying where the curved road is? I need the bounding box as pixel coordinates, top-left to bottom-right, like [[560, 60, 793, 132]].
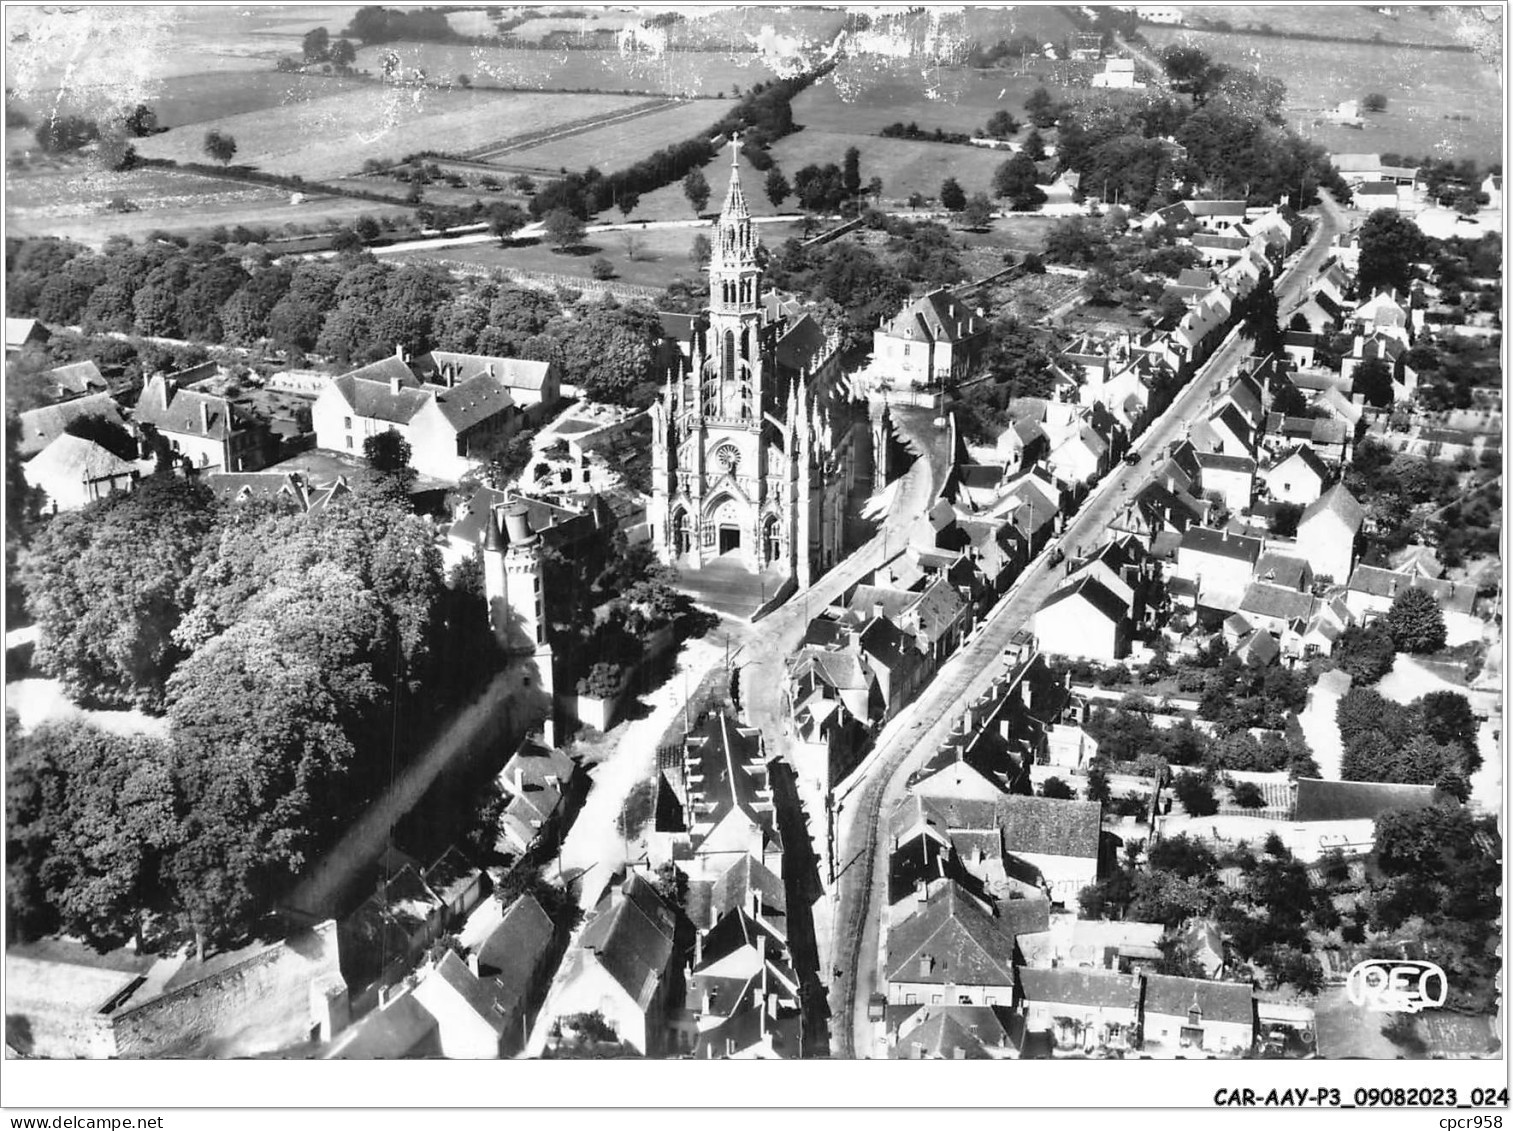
[[829, 193, 1345, 1057]]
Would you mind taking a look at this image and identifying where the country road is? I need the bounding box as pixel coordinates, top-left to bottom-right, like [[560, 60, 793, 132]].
[[828, 193, 1345, 1058]]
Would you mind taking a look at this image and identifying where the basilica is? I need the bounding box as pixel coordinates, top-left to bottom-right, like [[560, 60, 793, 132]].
[[648, 141, 872, 588]]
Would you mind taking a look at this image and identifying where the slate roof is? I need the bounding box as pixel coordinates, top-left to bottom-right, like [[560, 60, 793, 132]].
[[1017, 968, 1140, 1010], [23, 433, 137, 485], [885, 884, 1017, 989], [1267, 444, 1329, 483], [1346, 565, 1476, 615], [48, 359, 107, 395], [326, 993, 438, 1059], [999, 895, 1052, 940], [428, 950, 509, 1036], [908, 578, 967, 644], [575, 874, 677, 1011], [432, 373, 517, 431], [1195, 451, 1256, 474], [1179, 527, 1262, 564], [414, 351, 551, 392], [1293, 778, 1451, 822], [329, 372, 432, 425], [341, 354, 417, 386], [1037, 575, 1128, 624], [773, 313, 828, 375], [135, 375, 245, 440], [1142, 974, 1254, 1026], [1253, 551, 1311, 589], [18, 393, 128, 456], [884, 289, 985, 343], [791, 647, 874, 693], [477, 893, 555, 990], [896, 1006, 1008, 1059], [1239, 583, 1315, 622], [1234, 629, 1280, 666], [710, 853, 787, 926], [1300, 483, 1366, 532], [1354, 182, 1398, 197], [683, 712, 776, 845], [1187, 200, 1248, 217], [449, 485, 588, 548], [997, 795, 1101, 859], [1212, 403, 1253, 447]]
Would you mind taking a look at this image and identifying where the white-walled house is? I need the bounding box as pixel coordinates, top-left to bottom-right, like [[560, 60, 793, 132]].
[[1033, 575, 1130, 663], [872, 290, 989, 390], [1295, 484, 1366, 585], [1260, 445, 1328, 506], [1139, 975, 1254, 1058]]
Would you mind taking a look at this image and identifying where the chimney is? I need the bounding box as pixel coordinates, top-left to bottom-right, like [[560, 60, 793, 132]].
[[511, 766, 523, 794], [199, 400, 210, 434], [503, 502, 536, 546], [541, 717, 557, 749], [918, 954, 932, 978], [394, 343, 405, 362], [872, 600, 885, 622]]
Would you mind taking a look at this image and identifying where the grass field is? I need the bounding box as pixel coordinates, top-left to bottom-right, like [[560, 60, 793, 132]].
[[134, 87, 649, 181], [1171, 5, 1485, 48], [1144, 27, 1503, 164], [795, 66, 1055, 139], [500, 99, 732, 173], [395, 220, 806, 290], [11, 72, 363, 133], [768, 130, 1011, 206], [4, 163, 412, 246], [351, 42, 783, 96]]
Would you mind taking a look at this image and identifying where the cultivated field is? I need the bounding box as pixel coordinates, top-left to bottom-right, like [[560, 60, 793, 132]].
[[351, 43, 784, 96], [1143, 27, 1503, 164], [4, 163, 411, 246], [11, 72, 363, 133], [134, 87, 649, 181], [767, 130, 1012, 205], [499, 99, 731, 173]]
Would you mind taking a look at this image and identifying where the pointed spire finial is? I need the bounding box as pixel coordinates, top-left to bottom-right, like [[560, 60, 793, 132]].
[[730, 132, 741, 166]]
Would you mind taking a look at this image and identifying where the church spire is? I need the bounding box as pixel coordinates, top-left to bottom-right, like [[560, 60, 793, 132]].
[[721, 133, 749, 220]]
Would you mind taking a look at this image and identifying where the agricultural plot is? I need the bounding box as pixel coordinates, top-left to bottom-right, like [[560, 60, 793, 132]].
[[4, 163, 410, 246], [498, 99, 732, 173], [11, 72, 363, 133], [796, 65, 1054, 138], [767, 130, 1011, 206], [1143, 28, 1503, 164], [134, 87, 648, 182], [351, 43, 783, 97]]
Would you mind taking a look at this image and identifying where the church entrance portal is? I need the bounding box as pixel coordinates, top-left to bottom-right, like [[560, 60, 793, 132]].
[[718, 525, 741, 555]]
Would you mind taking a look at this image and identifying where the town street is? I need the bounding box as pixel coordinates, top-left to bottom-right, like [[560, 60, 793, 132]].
[[828, 194, 1346, 1057]]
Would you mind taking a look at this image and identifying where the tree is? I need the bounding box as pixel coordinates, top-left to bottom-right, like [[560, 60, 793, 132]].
[[6, 719, 179, 948], [959, 193, 994, 229], [591, 256, 615, 280], [1173, 773, 1219, 817], [1024, 86, 1057, 129], [1361, 92, 1388, 113], [682, 168, 711, 214], [765, 167, 791, 207], [985, 109, 1019, 138], [488, 202, 529, 244], [842, 146, 861, 200], [1334, 622, 1397, 684], [939, 177, 966, 212], [1162, 44, 1227, 104], [1085, 762, 1111, 805], [616, 191, 639, 219], [63, 412, 138, 462], [1384, 586, 1446, 654], [1420, 690, 1479, 772], [1269, 501, 1304, 539], [690, 233, 711, 267], [203, 129, 237, 166], [543, 208, 586, 251], [1040, 776, 1076, 800], [992, 152, 1046, 210], [20, 475, 221, 712], [1352, 356, 1395, 409], [456, 73, 471, 89], [363, 429, 412, 475], [34, 114, 98, 153], [1021, 128, 1047, 162], [123, 103, 158, 137], [1356, 208, 1425, 296], [302, 26, 330, 61], [329, 37, 357, 67], [1231, 781, 1266, 809]]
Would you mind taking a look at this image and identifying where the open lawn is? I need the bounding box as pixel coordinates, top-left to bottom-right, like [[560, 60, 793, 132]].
[[134, 87, 647, 182], [500, 98, 731, 173], [351, 42, 784, 97], [1144, 27, 1503, 165], [10, 72, 363, 134], [768, 129, 1010, 206], [5, 162, 412, 246], [394, 220, 807, 290], [614, 162, 796, 223]]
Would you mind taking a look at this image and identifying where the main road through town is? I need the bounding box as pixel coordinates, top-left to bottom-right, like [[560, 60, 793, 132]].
[[829, 191, 1345, 1057]]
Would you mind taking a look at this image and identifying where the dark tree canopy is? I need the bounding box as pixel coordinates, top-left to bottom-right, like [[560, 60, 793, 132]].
[[939, 177, 966, 212], [203, 129, 237, 166], [1356, 209, 1426, 296], [682, 167, 711, 214], [1384, 586, 1447, 654]]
